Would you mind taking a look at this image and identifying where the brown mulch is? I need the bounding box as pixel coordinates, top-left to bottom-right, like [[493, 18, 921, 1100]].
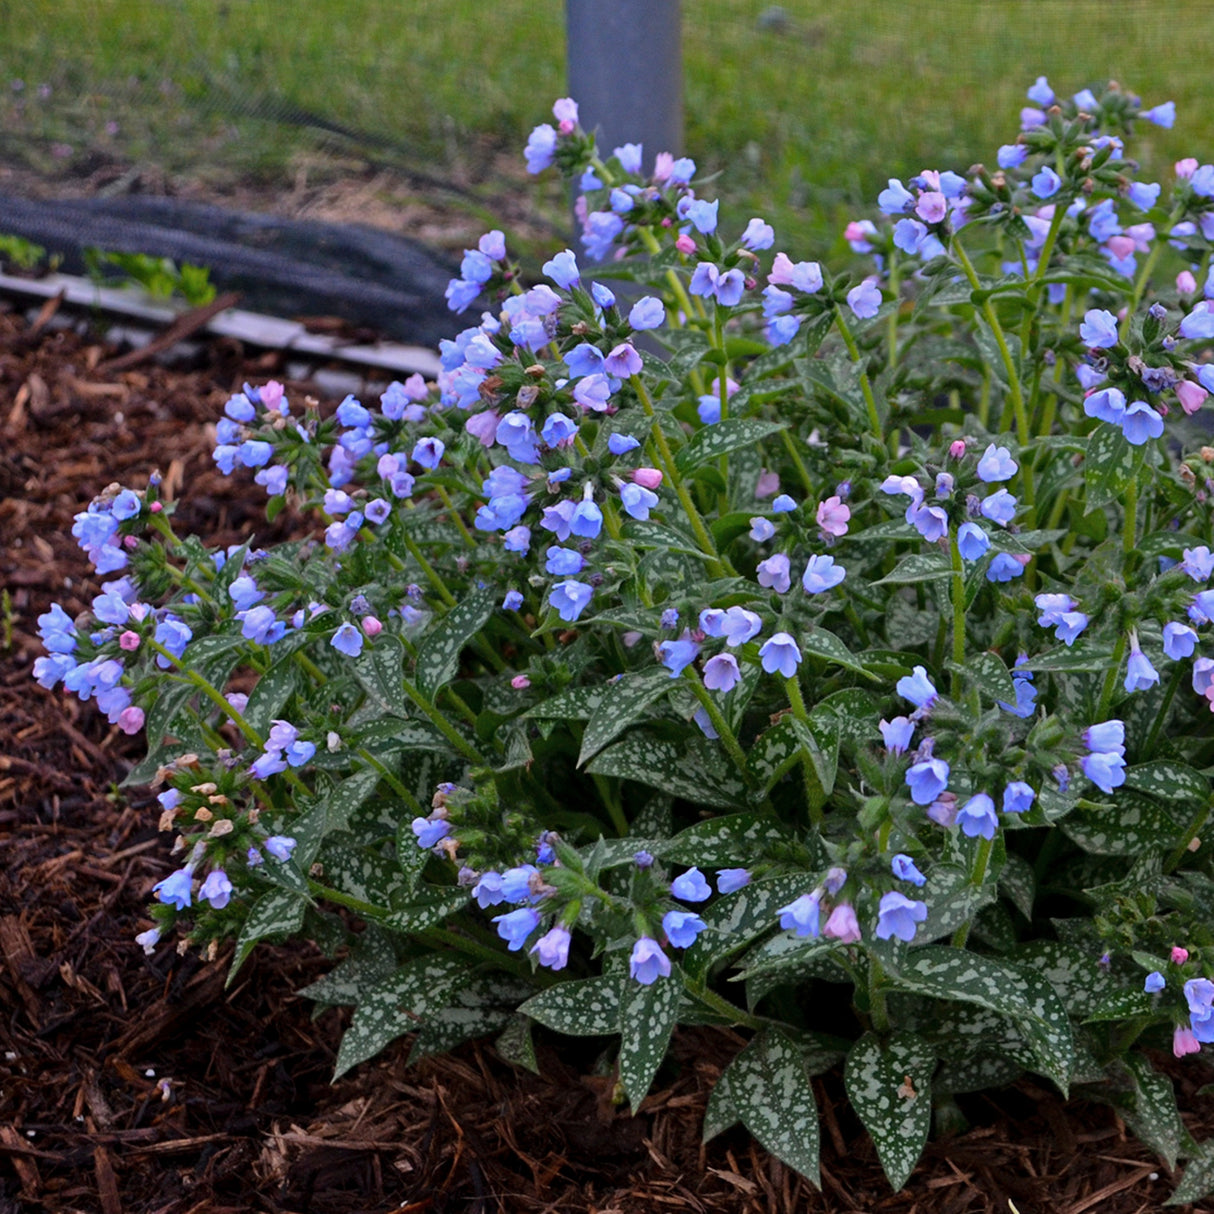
[[2, 297, 1214, 1214]]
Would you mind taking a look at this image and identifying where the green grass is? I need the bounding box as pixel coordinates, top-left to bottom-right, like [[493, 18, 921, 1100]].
[[1, 0, 1211, 260]]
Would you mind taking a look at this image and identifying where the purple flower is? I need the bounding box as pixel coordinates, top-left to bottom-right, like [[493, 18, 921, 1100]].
[[1031, 166, 1061, 199], [1084, 387, 1127, 425], [976, 444, 1018, 483], [1124, 640, 1160, 692], [1164, 622, 1199, 660], [670, 867, 711, 902], [749, 517, 776, 542], [987, 552, 1026, 582], [629, 936, 672, 984], [907, 501, 948, 543], [264, 836, 297, 862], [1144, 101, 1175, 128], [823, 903, 862, 943], [1180, 303, 1214, 340], [542, 248, 580, 289], [896, 665, 938, 709], [956, 521, 990, 562], [759, 632, 801, 677], [906, 757, 950, 805], [659, 635, 700, 678], [717, 868, 751, 894], [998, 144, 1029, 169], [1085, 720, 1126, 754], [472, 871, 505, 908], [530, 925, 572, 970], [957, 793, 998, 839], [153, 868, 192, 910], [801, 554, 846, 594], [524, 123, 557, 174], [721, 606, 762, 647], [777, 892, 821, 937], [703, 653, 741, 692], [603, 342, 642, 377], [629, 296, 665, 330], [757, 553, 792, 593], [493, 907, 542, 951], [847, 279, 882, 319], [662, 910, 707, 949], [1183, 545, 1214, 582], [875, 891, 928, 942], [199, 869, 233, 910], [619, 483, 659, 520], [891, 854, 926, 886]]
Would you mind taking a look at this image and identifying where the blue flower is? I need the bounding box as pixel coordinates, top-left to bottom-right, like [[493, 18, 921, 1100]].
[[847, 279, 882, 319], [1144, 101, 1175, 128], [1031, 166, 1061, 199], [879, 716, 915, 754], [741, 217, 775, 250], [749, 517, 775, 542], [1120, 400, 1164, 446], [613, 141, 643, 173], [1055, 612, 1089, 647], [542, 248, 580, 289], [1002, 781, 1035, 814], [524, 123, 557, 174], [720, 607, 762, 647], [875, 891, 928, 942], [411, 437, 445, 470], [620, 483, 659, 520], [986, 552, 1025, 582], [957, 793, 998, 839], [629, 936, 672, 985], [801, 554, 846, 594], [198, 869, 233, 909], [878, 178, 915, 215], [324, 622, 363, 658], [956, 521, 991, 562], [777, 892, 821, 937], [717, 868, 751, 894], [153, 868, 193, 910], [891, 854, 926, 886], [685, 198, 719, 234], [493, 907, 542, 951], [896, 665, 938, 709], [608, 433, 641, 456], [670, 867, 711, 902], [628, 295, 665, 330], [1145, 971, 1166, 993], [154, 617, 192, 668], [659, 635, 701, 678], [1080, 750, 1127, 794], [759, 632, 801, 677], [1026, 75, 1054, 106], [703, 653, 741, 692], [1085, 720, 1126, 754], [976, 444, 1018, 483], [906, 757, 950, 805], [530, 925, 571, 970], [1124, 640, 1160, 692], [1080, 308, 1120, 348], [545, 547, 584, 576], [549, 580, 593, 622], [1164, 622, 1199, 660], [1128, 182, 1161, 211], [1180, 303, 1214, 340], [998, 144, 1028, 169], [569, 495, 603, 539], [264, 835, 297, 862], [662, 910, 707, 949]]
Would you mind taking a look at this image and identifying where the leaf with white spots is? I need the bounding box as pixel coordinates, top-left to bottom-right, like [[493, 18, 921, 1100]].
[[333, 954, 471, 1078], [1084, 421, 1136, 513], [1013, 940, 1116, 1019], [1167, 1138, 1214, 1205], [409, 976, 534, 1063], [702, 1057, 739, 1141], [659, 812, 795, 867], [1062, 790, 1185, 856], [933, 1053, 1023, 1096], [229, 888, 309, 981], [1116, 1052, 1190, 1171], [798, 626, 879, 681], [494, 1014, 541, 1075], [587, 733, 749, 809], [674, 417, 788, 473], [518, 975, 620, 1036], [999, 853, 1036, 920], [721, 1028, 820, 1186], [413, 584, 496, 700], [1124, 760, 1210, 808], [577, 668, 674, 766], [297, 924, 398, 1006], [844, 1032, 935, 1189], [618, 961, 683, 1111]]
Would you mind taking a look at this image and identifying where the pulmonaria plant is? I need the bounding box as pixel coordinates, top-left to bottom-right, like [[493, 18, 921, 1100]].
[[35, 82, 1214, 1199]]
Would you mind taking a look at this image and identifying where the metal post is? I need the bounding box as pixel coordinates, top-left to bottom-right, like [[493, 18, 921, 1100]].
[[565, 0, 683, 172]]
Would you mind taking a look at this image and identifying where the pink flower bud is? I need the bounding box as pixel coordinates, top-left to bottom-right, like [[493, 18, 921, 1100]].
[[633, 467, 663, 490], [949, 439, 967, 459], [1174, 1025, 1202, 1058], [557, 119, 575, 135], [117, 706, 145, 735], [816, 495, 850, 538], [361, 615, 382, 637], [1172, 946, 1190, 965], [1177, 158, 1199, 180], [755, 470, 780, 499], [1106, 234, 1136, 262], [150, 501, 163, 513], [119, 630, 141, 651], [123, 535, 138, 550], [511, 674, 531, 689], [1178, 270, 1198, 294], [1178, 380, 1209, 416], [844, 221, 867, 242], [675, 234, 696, 255], [822, 903, 862, 943]]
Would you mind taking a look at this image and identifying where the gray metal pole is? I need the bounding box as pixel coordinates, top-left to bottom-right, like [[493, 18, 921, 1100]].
[[565, 0, 683, 172]]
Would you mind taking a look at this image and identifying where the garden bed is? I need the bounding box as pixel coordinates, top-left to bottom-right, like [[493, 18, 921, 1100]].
[[3, 301, 1214, 1214]]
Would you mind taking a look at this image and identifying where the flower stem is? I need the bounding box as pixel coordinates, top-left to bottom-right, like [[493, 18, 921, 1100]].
[[948, 525, 967, 696], [684, 670, 752, 781], [1096, 631, 1128, 721], [950, 835, 994, 948], [834, 306, 883, 442], [398, 676, 485, 764]]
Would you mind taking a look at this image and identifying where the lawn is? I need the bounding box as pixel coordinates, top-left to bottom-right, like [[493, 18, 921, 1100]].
[[1, 1, 1210, 257]]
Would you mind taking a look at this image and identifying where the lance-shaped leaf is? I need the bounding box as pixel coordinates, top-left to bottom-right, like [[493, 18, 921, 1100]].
[[1085, 421, 1137, 513], [229, 888, 309, 981], [618, 961, 683, 1111], [413, 584, 496, 699], [577, 668, 674, 766], [1168, 1139, 1214, 1206], [1116, 1052, 1189, 1171], [587, 733, 749, 809], [844, 1032, 935, 1189], [798, 626, 880, 681], [674, 417, 787, 473], [518, 975, 620, 1036]]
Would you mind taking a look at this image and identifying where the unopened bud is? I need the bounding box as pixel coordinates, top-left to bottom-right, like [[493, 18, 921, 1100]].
[[633, 467, 663, 490], [361, 615, 382, 637]]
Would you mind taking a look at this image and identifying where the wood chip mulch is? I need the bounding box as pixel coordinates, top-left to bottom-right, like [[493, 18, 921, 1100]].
[[2, 297, 1214, 1213]]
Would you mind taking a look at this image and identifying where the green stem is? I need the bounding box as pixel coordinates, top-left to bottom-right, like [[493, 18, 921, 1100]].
[[399, 676, 485, 764], [395, 526, 457, 608], [684, 670, 752, 781], [630, 373, 729, 577], [1144, 663, 1185, 759], [689, 983, 764, 1031], [1096, 631, 1128, 722], [637, 224, 699, 323], [356, 747, 425, 815], [434, 485, 477, 548], [834, 306, 883, 442], [885, 254, 901, 371], [948, 526, 967, 696], [779, 428, 814, 496], [951, 835, 994, 948], [867, 957, 891, 1033], [784, 675, 824, 828], [590, 773, 629, 837], [1164, 799, 1212, 874], [146, 638, 262, 747]]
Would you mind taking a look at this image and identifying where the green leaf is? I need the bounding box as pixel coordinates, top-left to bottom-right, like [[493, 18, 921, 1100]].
[[577, 668, 673, 766], [243, 661, 301, 738], [1022, 645, 1116, 674], [1013, 940, 1116, 1019], [413, 585, 496, 699], [1008, 964, 1076, 1094], [674, 418, 787, 473], [524, 684, 605, 721], [518, 975, 620, 1035], [702, 1058, 739, 1141], [314, 839, 405, 906], [409, 976, 532, 1062], [844, 1032, 934, 1190], [720, 1028, 820, 1185], [1168, 1139, 1214, 1205], [291, 766, 382, 865], [915, 864, 997, 943], [871, 553, 952, 586], [999, 853, 1036, 920], [810, 687, 882, 748], [494, 1014, 541, 1075], [587, 733, 749, 809], [956, 650, 1017, 707], [747, 715, 836, 797], [332, 954, 471, 1078], [618, 962, 682, 1111], [229, 888, 309, 981], [934, 1053, 1023, 1096], [1062, 790, 1185, 856], [798, 626, 880, 681], [1082, 987, 1154, 1022], [1084, 420, 1137, 513], [660, 812, 793, 867], [1125, 760, 1210, 808], [145, 676, 197, 747], [1118, 1052, 1188, 1171], [296, 924, 398, 1006], [352, 635, 410, 719], [379, 889, 470, 934]]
